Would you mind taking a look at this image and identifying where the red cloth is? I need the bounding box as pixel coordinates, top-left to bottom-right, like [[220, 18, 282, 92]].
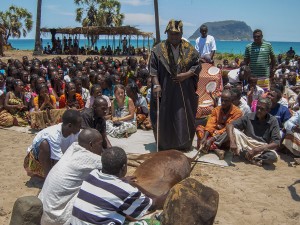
[[196, 63, 223, 118]]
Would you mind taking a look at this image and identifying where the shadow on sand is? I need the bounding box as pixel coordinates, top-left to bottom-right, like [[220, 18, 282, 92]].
[[288, 180, 300, 202], [25, 176, 44, 189]]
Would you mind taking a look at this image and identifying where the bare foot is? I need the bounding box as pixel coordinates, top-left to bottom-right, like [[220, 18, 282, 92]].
[[250, 158, 263, 167], [214, 149, 225, 160]]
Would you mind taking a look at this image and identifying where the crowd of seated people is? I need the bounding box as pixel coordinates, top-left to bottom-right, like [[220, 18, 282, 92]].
[[43, 35, 149, 57], [0, 55, 151, 137], [0, 46, 295, 225], [196, 51, 300, 165]]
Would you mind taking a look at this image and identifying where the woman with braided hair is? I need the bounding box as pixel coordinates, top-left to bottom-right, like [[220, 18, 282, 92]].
[[0, 79, 29, 127]]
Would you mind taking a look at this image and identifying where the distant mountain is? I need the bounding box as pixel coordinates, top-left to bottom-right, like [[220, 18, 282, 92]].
[[189, 20, 253, 41]]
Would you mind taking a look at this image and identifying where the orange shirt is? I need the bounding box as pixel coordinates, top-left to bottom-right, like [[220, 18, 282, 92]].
[[205, 105, 243, 136], [59, 93, 84, 109], [33, 95, 56, 108]]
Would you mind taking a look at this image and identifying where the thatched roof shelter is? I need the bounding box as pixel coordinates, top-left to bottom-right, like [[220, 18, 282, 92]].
[[40, 26, 152, 38]]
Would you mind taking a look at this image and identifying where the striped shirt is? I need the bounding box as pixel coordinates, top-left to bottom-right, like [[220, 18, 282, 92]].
[[70, 169, 152, 225], [244, 41, 275, 78]]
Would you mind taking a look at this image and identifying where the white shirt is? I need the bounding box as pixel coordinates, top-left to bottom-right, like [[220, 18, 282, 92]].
[[275, 68, 290, 78], [284, 110, 300, 132], [239, 97, 251, 115], [195, 35, 217, 58], [228, 68, 240, 83], [28, 123, 79, 160], [278, 97, 289, 108], [39, 142, 102, 225], [244, 85, 265, 101]]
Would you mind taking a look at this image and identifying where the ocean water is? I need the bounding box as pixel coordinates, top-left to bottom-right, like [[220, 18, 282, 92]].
[[7, 38, 300, 55]]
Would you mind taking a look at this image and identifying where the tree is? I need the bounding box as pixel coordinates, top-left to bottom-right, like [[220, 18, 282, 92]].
[[74, 0, 124, 47], [75, 0, 124, 27], [0, 5, 33, 45], [0, 25, 5, 56], [33, 0, 43, 55]]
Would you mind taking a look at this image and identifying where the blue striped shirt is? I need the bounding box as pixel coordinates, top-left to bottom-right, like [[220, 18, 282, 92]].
[[70, 169, 152, 225]]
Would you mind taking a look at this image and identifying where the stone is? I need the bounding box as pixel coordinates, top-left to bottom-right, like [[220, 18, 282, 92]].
[[161, 178, 219, 225], [9, 196, 43, 225]]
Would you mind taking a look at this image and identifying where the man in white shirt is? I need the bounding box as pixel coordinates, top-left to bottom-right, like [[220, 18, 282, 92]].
[[195, 24, 217, 64], [232, 88, 251, 115], [275, 64, 290, 78], [25, 110, 82, 177], [39, 128, 103, 225]]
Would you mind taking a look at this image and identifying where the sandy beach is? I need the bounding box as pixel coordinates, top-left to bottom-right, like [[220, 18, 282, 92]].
[[0, 127, 299, 225], [0, 50, 300, 225]]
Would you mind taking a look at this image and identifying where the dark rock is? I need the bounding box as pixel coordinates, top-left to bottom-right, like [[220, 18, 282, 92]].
[[9, 196, 43, 225], [189, 20, 253, 41], [161, 178, 219, 225]]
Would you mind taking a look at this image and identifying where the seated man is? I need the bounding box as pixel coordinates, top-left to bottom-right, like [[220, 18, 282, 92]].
[[81, 96, 112, 149], [24, 110, 82, 178], [282, 98, 300, 157], [244, 74, 265, 109], [196, 90, 243, 159], [71, 146, 167, 225], [231, 88, 251, 116], [267, 88, 291, 134], [227, 97, 281, 166], [39, 128, 103, 225]]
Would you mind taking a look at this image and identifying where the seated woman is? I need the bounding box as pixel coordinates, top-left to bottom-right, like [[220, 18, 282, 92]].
[[126, 82, 152, 130], [0, 79, 29, 127], [49, 70, 65, 101], [59, 82, 84, 110], [85, 84, 111, 110], [73, 77, 90, 104], [30, 83, 65, 130], [106, 84, 137, 138]]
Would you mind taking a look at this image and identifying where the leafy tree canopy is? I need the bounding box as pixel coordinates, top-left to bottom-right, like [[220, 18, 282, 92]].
[[0, 5, 33, 44], [74, 0, 124, 27]]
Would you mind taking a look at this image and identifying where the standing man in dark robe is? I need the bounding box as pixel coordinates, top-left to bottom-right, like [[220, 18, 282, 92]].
[[149, 19, 201, 151]]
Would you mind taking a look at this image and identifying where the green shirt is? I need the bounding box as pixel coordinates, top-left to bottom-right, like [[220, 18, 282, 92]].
[[244, 41, 275, 78]]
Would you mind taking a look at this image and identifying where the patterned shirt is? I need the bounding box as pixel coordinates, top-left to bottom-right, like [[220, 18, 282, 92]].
[[70, 169, 152, 225], [244, 41, 275, 78]]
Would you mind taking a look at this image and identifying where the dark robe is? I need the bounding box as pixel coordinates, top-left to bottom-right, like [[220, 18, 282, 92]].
[[149, 39, 201, 151]]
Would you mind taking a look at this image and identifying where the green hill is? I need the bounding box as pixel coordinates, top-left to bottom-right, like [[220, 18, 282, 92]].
[[189, 20, 253, 41]]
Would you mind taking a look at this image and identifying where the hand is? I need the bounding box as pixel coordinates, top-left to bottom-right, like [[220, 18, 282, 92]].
[[152, 85, 161, 98], [245, 147, 264, 161], [204, 138, 214, 153], [199, 138, 207, 149], [121, 176, 137, 185], [112, 117, 119, 123], [230, 144, 239, 156], [247, 87, 254, 96], [172, 72, 190, 83], [44, 94, 50, 103]]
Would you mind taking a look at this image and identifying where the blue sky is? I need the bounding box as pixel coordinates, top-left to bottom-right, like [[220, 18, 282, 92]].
[[1, 0, 300, 41]]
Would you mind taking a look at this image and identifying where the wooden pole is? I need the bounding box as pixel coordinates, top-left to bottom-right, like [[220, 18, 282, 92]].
[[154, 0, 161, 44], [33, 0, 43, 55]]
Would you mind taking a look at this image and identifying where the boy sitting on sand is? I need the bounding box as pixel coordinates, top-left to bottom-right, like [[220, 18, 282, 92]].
[[70, 146, 167, 225], [24, 109, 81, 178]]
